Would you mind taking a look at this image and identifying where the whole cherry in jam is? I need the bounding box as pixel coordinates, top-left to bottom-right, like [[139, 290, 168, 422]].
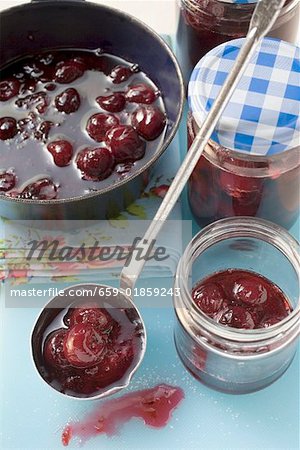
[[105, 125, 146, 163], [64, 323, 107, 368], [0, 170, 16, 192], [110, 65, 134, 84], [65, 303, 114, 331], [96, 92, 126, 113], [192, 269, 292, 329], [193, 282, 226, 317], [69, 303, 115, 331], [76, 147, 115, 181], [0, 78, 20, 101], [233, 277, 268, 306], [44, 329, 70, 370], [55, 59, 85, 84], [54, 88, 80, 114], [217, 306, 255, 330], [0, 117, 18, 140], [47, 140, 73, 167], [131, 105, 166, 140], [94, 339, 134, 386], [126, 83, 157, 104], [86, 113, 119, 142], [219, 171, 263, 200]]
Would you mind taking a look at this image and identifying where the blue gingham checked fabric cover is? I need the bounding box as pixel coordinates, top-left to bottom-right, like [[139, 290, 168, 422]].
[[188, 38, 300, 156]]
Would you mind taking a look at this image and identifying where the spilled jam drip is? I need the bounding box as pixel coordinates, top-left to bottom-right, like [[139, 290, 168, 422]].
[[61, 384, 184, 446]]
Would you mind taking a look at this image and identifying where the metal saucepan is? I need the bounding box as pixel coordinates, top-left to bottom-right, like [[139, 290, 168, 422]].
[[0, 0, 184, 220]]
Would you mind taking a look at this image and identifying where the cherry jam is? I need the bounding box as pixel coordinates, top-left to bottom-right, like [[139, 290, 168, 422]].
[[38, 301, 144, 398], [192, 269, 292, 330], [0, 50, 167, 200], [176, 269, 295, 393], [177, 0, 300, 82], [188, 115, 300, 229]]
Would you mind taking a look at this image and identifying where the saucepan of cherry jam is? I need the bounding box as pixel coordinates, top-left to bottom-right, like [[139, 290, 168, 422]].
[[0, 0, 184, 219], [31, 284, 146, 399], [174, 217, 300, 394]]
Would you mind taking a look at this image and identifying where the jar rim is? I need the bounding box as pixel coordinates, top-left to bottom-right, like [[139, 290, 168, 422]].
[[192, 129, 300, 165], [202, 139, 300, 178], [175, 217, 300, 343], [187, 114, 300, 179]]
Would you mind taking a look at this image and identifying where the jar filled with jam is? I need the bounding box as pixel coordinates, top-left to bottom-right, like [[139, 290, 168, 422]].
[[173, 217, 300, 394], [176, 0, 300, 82], [187, 38, 300, 230]]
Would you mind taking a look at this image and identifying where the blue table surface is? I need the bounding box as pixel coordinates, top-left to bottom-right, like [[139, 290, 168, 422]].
[[1, 92, 299, 450]]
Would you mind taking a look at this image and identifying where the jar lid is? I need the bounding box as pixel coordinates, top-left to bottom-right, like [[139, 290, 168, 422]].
[[188, 38, 300, 156]]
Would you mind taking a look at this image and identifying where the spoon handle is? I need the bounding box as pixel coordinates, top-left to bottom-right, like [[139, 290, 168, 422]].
[[120, 0, 286, 293]]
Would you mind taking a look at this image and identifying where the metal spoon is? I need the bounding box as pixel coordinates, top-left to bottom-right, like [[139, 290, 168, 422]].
[[32, 0, 286, 400]]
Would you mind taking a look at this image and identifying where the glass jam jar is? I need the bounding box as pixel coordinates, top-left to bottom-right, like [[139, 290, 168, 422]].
[[173, 217, 300, 394], [188, 38, 300, 230], [176, 0, 300, 82]]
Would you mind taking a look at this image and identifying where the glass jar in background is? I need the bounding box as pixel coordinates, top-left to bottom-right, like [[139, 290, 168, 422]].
[[187, 38, 300, 230], [173, 217, 300, 394], [176, 0, 300, 82]]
